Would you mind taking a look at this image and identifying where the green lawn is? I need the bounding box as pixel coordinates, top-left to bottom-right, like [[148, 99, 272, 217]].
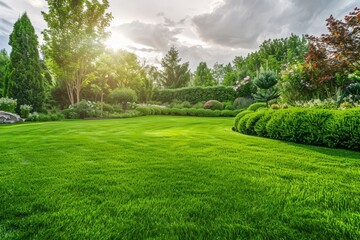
[[1, 116, 360, 239]]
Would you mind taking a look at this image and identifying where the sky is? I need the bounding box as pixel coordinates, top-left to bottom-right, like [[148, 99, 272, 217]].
[[0, 0, 358, 70]]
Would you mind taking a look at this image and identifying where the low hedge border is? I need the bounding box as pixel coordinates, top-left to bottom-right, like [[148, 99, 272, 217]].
[[235, 108, 360, 151], [136, 106, 242, 117]]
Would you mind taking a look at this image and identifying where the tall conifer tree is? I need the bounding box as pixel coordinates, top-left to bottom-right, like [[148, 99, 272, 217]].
[[7, 13, 44, 112]]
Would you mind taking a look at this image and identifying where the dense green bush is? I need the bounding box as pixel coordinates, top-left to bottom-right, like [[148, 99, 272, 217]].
[[254, 111, 275, 137], [235, 108, 360, 151], [238, 113, 254, 134], [109, 88, 138, 110], [233, 110, 253, 131], [20, 104, 32, 118], [247, 102, 267, 111], [0, 97, 17, 113], [154, 86, 237, 104], [233, 97, 254, 110], [245, 111, 267, 135], [204, 100, 224, 110]]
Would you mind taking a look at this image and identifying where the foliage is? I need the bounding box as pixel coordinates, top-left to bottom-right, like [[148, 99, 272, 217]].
[[232, 34, 308, 79], [62, 100, 101, 119], [194, 62, 216, 86], [160, 46, 191, 88], [27, 112, 65, 122], [204, 100, 224, 110], [236, 108, 360, 151], [154, 86, 237, 104], [342, 83, 360, 103], [253, 71, 279, 105], [233, 110, 253, 131], [0, 49, 9, 97], [233, 97, 254, 109], [6, 13, 45, 112], [42, 0, 113, 105], [279, 63, 313, 103], [135, 106, 241, 117], [0, 97, 17, 113], [247, 102, 267, 111], [20, 104, 32, 118], [294, 98, 338, 109], [303, 7, 360, 96], [109, 88, 138, 110]]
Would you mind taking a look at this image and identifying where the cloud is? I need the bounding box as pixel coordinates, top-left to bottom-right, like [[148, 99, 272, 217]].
[[114, 21, 183, 50], [0, 1, 13, 10], [192, 0, 353, 49]]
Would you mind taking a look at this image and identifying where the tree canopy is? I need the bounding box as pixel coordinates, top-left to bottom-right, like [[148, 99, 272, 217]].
[[6, 13, 44, 112]]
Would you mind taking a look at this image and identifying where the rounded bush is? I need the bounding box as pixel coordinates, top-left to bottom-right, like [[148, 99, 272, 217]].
[[247, 102, 267, 111], [254, 110, 276, 137], [238, 113, 254, 134], [233, 97, 254, 110], [204, 100, 224, 110], [270, 104, 280, 110], [109, 88, 138, 109], [233, 110, 253, 131], [245, 111, 267, 135]]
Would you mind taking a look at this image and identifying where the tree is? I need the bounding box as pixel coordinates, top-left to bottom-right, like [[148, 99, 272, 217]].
[[253, 71, 279, 106], [193, 62, 215, 86], [42, 0, 112, 105], [160, 46, 190, 88], [304, 7, 360, 95], [140, 65, 159, 103], [0, 49, 9, 97], [6, 13, 44, 112], [211, 62, 226, 85]]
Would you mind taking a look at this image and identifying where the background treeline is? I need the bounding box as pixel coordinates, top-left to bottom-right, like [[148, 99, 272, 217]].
[[0, 3, 359, 122]]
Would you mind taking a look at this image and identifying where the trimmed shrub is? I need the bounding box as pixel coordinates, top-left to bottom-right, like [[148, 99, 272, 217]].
[[247, 102, 267, 111], [235, 108, 360, 151], [238, 113, 254, 134], [245, 111, 267, 135], [192, 101, 205, 109], [204, 100, 224, 110], [233, 110, 253, 131], [0, 97, 17, 113], [324, 109, 360, 150], [154, 86, 237, 104], [136, 106, 153, 116], [254, 110, 276, 137]]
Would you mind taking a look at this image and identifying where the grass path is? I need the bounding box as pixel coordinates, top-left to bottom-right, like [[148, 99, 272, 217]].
[[1, 116, 360, 239]]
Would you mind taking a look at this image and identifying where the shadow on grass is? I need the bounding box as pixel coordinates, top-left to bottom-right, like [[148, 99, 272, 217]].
[[283, 140, 360, 161]]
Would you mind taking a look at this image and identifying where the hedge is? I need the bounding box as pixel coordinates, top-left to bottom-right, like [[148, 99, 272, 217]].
[[136, 106, 241, 117], [236, 108, 360, 151], [154, 86, 237, 104]]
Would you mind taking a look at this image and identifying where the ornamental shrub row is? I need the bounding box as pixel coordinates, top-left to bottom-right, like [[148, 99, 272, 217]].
[[154, 86, 237, 104], [136, 106, 242, 117], [234, 108, 360, 151]]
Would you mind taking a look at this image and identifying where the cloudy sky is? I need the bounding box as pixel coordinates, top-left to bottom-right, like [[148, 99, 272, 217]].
[[0, 0, 357, 69]]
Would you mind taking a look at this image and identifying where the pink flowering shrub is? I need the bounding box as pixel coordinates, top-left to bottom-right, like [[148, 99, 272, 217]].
[[204, 100, 224, 110]]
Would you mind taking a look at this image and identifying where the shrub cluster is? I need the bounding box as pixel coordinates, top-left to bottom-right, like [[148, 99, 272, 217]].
[[27, 112, 65, 122], [204, 100, 224, 110], [0, 97, 17, 113], [154, 86, 237, 104], [235, 108, 360, 151], [136, 106, 241, 117]]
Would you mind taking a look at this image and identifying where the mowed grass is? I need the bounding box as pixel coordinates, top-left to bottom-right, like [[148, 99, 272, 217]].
[[1, 116, 360, 239]]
